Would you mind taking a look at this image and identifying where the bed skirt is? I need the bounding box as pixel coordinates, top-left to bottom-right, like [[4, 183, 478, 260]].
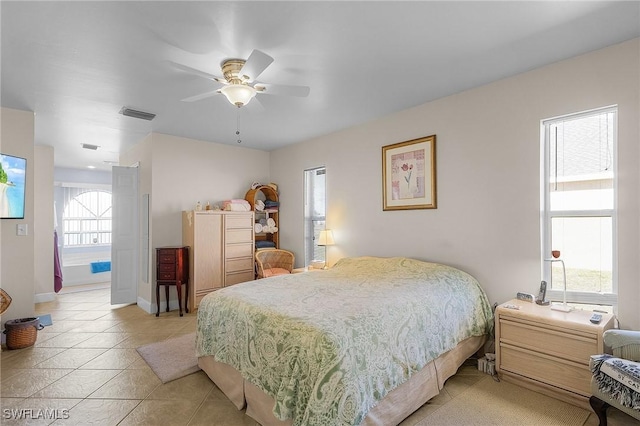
[[198, 334, 486, 426]]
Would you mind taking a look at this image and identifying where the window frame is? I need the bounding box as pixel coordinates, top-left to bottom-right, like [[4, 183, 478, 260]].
[[303, 166, 327, 267], [63, 189, 113, 248], [540, 105, 618, 306]]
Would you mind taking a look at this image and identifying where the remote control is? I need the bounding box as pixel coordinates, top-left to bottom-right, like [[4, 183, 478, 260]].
[[590, 313, 602, 324]]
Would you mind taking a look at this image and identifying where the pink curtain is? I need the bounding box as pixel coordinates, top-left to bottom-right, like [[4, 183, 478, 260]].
[[54, 230, 63, 293]]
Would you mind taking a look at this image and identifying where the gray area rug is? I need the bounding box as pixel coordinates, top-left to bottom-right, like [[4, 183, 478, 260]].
[[137, 332, 200, 383]]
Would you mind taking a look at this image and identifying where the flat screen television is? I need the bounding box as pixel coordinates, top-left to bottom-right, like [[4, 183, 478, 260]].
[[0, 153, 27, 219]]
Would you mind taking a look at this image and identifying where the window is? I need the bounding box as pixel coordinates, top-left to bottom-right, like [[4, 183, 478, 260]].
[[303, 167, 326, 266], [63, 189, 112, 247], [541, 106, 617, 307]]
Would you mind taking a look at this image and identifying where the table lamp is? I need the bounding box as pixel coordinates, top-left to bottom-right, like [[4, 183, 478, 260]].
[[317, 229, 335, 269]]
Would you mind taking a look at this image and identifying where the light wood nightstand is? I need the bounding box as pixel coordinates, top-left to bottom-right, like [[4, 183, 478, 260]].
[[495, 299, 615, 409]]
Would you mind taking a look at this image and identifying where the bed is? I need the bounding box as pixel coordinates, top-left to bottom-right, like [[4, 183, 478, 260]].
[[196, 256, 494, 426]]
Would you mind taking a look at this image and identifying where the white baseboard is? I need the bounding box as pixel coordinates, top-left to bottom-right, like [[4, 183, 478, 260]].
[[136, 297, 152, 314], [34, 292, 56, 303], [136, 296, 182, 315]]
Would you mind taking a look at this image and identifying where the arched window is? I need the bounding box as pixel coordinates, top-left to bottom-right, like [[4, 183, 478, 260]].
[[63, 190, 112, 246]]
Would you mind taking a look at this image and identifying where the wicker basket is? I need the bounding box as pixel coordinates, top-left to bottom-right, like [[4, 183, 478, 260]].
[[4, 317, 42, 350]]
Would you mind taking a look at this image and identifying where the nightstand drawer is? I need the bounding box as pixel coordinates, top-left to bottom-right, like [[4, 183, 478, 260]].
[[500, 344, 591, 396], [499, 318, 597, 364]]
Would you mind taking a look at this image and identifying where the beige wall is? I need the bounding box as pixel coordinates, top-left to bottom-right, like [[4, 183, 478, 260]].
[[0, 108, 35, 322], [270, 39, 640, 329], [34, 145, 55, 302], [121, 132, 270, 311]]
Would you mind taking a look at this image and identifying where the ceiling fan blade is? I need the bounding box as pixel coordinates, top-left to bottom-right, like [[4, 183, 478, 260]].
[[181, 90, 220, 102], [255, 83, 310, 97], [247, 95, 265, 112], [169, 61, 226, 83], [239, 50, 274, 82]]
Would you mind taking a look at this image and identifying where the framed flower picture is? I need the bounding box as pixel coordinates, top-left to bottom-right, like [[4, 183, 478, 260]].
[[382, 135, 436, 210]]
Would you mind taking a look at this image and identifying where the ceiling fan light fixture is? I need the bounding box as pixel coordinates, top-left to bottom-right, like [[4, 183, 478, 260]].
[[220, 84, 256, 107]]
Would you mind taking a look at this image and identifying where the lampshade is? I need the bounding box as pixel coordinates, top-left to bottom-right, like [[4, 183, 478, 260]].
[[317, 229, 335, 246], [220, 84, 257, 107]]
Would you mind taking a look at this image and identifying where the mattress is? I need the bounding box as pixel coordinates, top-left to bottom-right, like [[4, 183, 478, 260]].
[[196, 256, 494, 425]]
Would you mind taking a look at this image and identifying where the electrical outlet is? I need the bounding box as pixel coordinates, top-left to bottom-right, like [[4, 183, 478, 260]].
[[16, 224, 28, 236]]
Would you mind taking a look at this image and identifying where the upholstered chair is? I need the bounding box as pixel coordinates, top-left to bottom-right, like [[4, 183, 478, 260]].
[[589, 329, 640, 425], [255, 249, 294, 279]]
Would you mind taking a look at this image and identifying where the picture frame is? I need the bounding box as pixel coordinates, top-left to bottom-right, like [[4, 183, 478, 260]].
[[382, 135, 436, 210]]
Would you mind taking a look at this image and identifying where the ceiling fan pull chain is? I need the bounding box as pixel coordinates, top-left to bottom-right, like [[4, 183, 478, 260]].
[[236, 107, 242, 144]]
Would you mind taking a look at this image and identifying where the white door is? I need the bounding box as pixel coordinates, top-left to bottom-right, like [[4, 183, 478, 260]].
[[111, 166, 139, 305]]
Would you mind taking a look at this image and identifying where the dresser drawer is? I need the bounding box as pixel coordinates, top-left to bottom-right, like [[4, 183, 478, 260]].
[[158, 271, 176, 281], [226, 243, 254, 259], [159, 263, 175, 273], [500, 344, 591, 396], [158, 253, 176, 263], [226, 257, 254, 273], [194, 292, 210, 309], [226, 229, 253, 244], [226, 215, 253, 229], [499, 318, 597, 364], [225, 270, 254, 286], [157, 248, 177, 257]]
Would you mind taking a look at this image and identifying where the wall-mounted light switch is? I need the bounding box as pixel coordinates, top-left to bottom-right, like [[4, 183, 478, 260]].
[[16, 224, 28, 236]]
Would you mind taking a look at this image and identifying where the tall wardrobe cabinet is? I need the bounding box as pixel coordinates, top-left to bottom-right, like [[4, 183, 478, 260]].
[[182, 210, 255, 311]]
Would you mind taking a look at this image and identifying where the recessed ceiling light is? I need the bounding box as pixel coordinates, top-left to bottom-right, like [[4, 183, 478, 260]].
[[87, 165, 96, 169], [119, 107, 156, 121]]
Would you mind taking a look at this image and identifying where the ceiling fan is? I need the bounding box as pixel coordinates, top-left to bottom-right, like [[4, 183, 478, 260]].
[[175, 49, 310, 108]]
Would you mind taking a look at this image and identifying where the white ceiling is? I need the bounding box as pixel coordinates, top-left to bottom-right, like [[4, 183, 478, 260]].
[[2, 1, 639, 171]]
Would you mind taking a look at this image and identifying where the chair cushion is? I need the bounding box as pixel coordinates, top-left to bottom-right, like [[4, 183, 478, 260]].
[[263, 268, 291, 278], [591, 354, 640, 411]]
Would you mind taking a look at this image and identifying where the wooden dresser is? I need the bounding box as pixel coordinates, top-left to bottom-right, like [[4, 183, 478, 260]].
[[155, 246, 189, 317], [182, 210, 255, 311], [495, 300, 615, 409]]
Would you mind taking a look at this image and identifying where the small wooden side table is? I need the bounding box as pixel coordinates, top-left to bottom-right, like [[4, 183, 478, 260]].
[[156, 246, 189, 317]]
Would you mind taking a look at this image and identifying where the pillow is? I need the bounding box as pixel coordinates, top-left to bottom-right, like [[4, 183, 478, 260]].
[[263, 268, 290, 278]]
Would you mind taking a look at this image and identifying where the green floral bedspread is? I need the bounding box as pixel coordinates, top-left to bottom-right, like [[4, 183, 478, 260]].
[[196, 256, 493, 425]]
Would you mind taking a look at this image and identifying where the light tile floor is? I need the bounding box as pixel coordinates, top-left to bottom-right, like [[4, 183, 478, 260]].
[[0, 286, 635, 425]]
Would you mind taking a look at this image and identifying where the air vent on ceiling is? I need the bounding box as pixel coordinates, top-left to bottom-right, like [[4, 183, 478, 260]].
[[119, 107, 156, 121], [82, 143, 100, 150]]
